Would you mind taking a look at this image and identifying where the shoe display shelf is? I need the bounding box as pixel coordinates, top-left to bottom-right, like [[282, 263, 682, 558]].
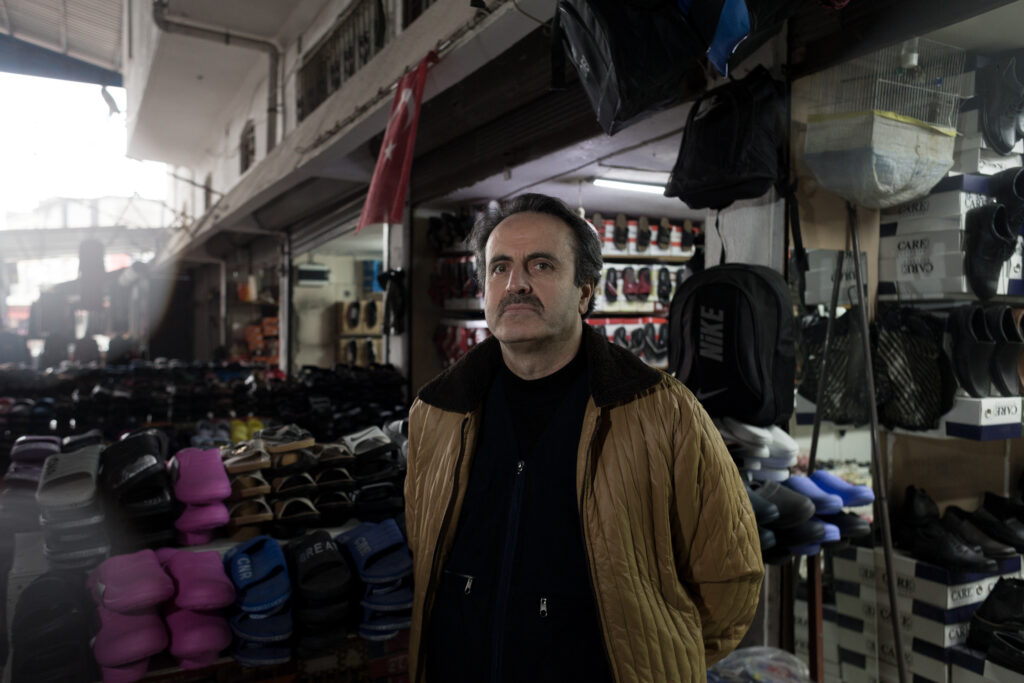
[[795, 393, 1023, 441], [832, 544, 1022, 683], [434, 318, 490, 368]]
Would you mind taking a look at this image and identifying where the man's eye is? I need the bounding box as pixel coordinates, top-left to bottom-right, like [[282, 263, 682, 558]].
[[492, 264, 507, 275], [534, 262, 551, 271]]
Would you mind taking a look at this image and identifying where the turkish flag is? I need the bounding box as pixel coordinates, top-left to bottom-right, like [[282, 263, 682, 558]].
[[356, 51, 438, 233]]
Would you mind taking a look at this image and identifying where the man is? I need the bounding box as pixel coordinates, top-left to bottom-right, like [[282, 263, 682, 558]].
[[405, 194, 763, 683]]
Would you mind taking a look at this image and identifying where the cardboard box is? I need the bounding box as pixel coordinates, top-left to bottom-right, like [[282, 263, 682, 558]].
[[944, 396, 1024, 440], [984, 658, 1024, 682], [878, 252, 965, 282], [950, 646, 988, 683], [881, 190, 993, 222]]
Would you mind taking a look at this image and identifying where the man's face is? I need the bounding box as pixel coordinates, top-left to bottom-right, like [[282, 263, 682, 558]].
[[483, 212, 593, 346]]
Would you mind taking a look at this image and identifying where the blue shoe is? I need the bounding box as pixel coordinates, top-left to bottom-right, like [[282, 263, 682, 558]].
[[810, 470, 875, 507], [782, 475, 844, 515]]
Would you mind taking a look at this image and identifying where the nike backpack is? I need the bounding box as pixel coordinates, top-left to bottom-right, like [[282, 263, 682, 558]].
[[668, 263, 795, 426]]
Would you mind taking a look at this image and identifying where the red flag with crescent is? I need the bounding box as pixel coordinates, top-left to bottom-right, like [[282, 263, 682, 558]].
[[356, 51, 437, 233]]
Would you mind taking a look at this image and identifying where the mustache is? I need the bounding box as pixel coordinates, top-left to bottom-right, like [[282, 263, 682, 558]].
[[499, 293, 543, 314]]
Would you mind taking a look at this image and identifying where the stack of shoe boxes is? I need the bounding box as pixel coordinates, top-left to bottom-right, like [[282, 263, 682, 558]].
[[953, 71, 1024, 177], [878, 175, 1023, 301], [794, 593, 841, 682], [804, 249, 868, 307], [832, 545, 1022, 682]]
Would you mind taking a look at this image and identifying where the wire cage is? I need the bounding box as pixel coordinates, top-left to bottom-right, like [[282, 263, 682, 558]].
[[803, 38, 970, 208]]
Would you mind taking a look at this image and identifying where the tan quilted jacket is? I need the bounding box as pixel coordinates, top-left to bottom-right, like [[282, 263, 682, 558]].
[[404, 326, 764, 683]]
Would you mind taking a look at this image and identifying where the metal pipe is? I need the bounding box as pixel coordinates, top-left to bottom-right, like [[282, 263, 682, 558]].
[[848, 202, 906, 683], [151, 0, 279, 153]]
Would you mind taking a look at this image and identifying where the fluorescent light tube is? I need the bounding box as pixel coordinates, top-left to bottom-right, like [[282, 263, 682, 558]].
[[592, 178, 665, 195]]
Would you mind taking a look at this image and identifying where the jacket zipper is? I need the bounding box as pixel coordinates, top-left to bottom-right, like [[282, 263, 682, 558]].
[[416, 415, 471, 683], [578, 412, 617, 681], [490, 458, 527, 683]]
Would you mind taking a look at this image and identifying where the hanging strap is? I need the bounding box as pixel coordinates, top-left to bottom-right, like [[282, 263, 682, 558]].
[[715, 211, 726, 265], [550, 3, 565, 91]]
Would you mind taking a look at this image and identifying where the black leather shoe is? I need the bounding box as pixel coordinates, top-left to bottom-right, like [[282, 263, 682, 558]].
[[986, 305, 1024, 396], [943, 506, 1017, 558], [949, 305, 996, 397], [985, 491, 1024, 521], [989, 166, 1024, 230], [774, 519, 826, 547], [970, 505, 1024, 552], [988, 631, 1024, 675], [818, 511, 871, 539], [745, 482, 781, 526], [901, 485, 940, 524], [967, 577, 1024, 652], [749, 480, 816, 529], [966, 204, 1015, 300], [905, 519, 997, 572], [980, 54, 1024, 155]]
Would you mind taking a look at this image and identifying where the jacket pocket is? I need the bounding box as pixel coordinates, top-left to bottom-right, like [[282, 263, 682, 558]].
[[426, 570, 490, 683]]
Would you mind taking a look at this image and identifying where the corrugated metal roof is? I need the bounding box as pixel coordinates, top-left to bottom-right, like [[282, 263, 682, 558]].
[[0, 0, 122, 72]]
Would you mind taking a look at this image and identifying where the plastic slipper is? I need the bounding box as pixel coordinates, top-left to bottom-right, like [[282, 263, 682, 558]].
[[177, 530, 215, 546], [35, 446, 102, 514], [229, 471, 271, 500], [748, 467, 791, 483], [350, 458, 402, 486], [354, 482, 405, 519], [313, 468, 356, 492], [361, 580, 413, 611], [171, 448, 230, 504], [339, 519, 413, 584], [311, 442, 354, 466], [718, 417, 772, 446], [358, 625, 400, 641], [767, 425, 799, 458], [268, 448, 317, 476], [99, 438, 167, 500], [11, 573, 97, 683], [92, 604, 168, 670], [230, 607, 293, 643], [99, 658, 151, 683], [271, 472, 317, 499], [233, 641, 292, 667], [61, 428, 105, 453], [175, 501, 229, 532], [116, 429, 169, 461], [227, 497, 274, 527], [255, 424, 315, 454], [809, 470, 875, 507], [314, 490, 355, 526], [11, 435, 61, 463], [289, 529, 353, 603], [224, 535, 292, 613], [273, 497, 320, 526], [165, 606, 231, 669], [221, 440, 271, 475], [87, 550, 175, 612], [361, 605, 411, 632], [5, 461, 43, 486], [729, 442, 769, 459], [41, 510, 106, 549], [157, 548, 236, 610], [342, 426, 396, 459], [230, 418, 249, 444], [782, 475, 845, 515]]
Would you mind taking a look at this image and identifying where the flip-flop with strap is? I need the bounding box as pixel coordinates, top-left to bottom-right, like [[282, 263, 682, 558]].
[[273, 497, 319, 525], [289, 529, 354, 604], [268, 448, 317, 477], [271, 472, 317, 499], [171, 447, 230, 504], [311, 442, 354, 466], [116, 429, 169, 461], [230, 606, 293, 643], [341, 426, 396, 460], [221, 440, 271, 475], [99, 438, 167, 500], [165, 606, 232, 669], [314, 467, 356, 492], [361, 580, 413, 612], [227, 497, 274, 527], [157, 548, 236, 610], [314, 490, 355, 526], [354, 482, 405, 518], [256, 424, 315, 454], [35, 446, 102, 515], [224, 535, 292, 613], [87, 549, 175, 612], [92, 604, 169, 670], [229, 471, 271, 500], [11, 435, 61, 463], [338, 519, 412, 584], [175, 501, 229, 533], [61, 428, 104, 453]]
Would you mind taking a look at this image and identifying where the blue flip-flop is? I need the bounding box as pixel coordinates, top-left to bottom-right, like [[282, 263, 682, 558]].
[[337, 519, 412, 584], [224, 535, 291, 613], [361, 580, 413, 612], [230, 606, 293, 643]]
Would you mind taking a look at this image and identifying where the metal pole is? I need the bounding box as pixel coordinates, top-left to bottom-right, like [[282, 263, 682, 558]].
[[382, 222, 391, 365], [804, 248, 845, 683], [280, 233, 292, 377], [847, 202, 906, 683], [218, 260, 227, 349]]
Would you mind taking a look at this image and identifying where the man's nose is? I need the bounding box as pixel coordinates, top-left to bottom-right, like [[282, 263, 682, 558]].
[[505, 264, 531, 293]]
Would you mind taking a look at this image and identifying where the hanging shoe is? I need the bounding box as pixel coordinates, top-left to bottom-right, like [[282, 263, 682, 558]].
[[657, 267, 672, 305], [989, 166, 1024, 231], [635, 268, 652, 301], [949, 305, 996, 398], [613, 214, 628, 251], [636, 217, 651, 253], [681, 219, 696, 248], [657, 218, 672, 250], [621, 267, 639, 301], [966, 204, 1016, 300], [612, 327, 629, 349], [979, 54, 1024, 155], [629, 327, 646, 358], [985, 305, 1024, 396], [604, 268, 618, 303]]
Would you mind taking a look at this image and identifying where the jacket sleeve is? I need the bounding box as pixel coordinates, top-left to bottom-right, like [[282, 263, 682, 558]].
[[404, 399, 426, 560], [672, 395, 765, 665]]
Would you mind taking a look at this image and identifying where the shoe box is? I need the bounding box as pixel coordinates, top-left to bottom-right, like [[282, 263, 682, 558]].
[[952, 644, 1024, 683], [794, 597, 841, 682], [595, 264, 687, 313], [804, 249, 869, 306]]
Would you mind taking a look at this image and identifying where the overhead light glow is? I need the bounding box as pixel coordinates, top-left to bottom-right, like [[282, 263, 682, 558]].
[[592, 178, 665, 195]]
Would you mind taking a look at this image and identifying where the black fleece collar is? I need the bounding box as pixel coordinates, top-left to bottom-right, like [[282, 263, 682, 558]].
[[417, 324, 664, 413]]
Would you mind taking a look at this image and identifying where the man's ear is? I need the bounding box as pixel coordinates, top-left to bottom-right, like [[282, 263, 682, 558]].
[[579, 279, 595, 315]]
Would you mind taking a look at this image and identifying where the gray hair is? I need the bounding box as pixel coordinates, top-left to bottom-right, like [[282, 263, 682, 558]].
[[469, 193, 603, 316]]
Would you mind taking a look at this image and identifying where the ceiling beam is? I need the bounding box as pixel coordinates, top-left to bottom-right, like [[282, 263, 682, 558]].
[[59, 0, 68, 53]]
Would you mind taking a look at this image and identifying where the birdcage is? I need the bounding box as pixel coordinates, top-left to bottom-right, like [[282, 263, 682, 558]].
[[803, 38, 969, 208]]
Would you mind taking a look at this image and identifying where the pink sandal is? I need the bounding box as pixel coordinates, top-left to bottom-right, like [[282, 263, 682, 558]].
[[157, 548, 236, 610], [171, 448, 230, 504], [87, 549, 175, 612]]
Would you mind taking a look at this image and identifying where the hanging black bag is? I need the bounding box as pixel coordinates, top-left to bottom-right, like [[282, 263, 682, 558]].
[[552, 0, 705, 135], [668, 263, 795, 426], [664, 65, 786, 210]]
